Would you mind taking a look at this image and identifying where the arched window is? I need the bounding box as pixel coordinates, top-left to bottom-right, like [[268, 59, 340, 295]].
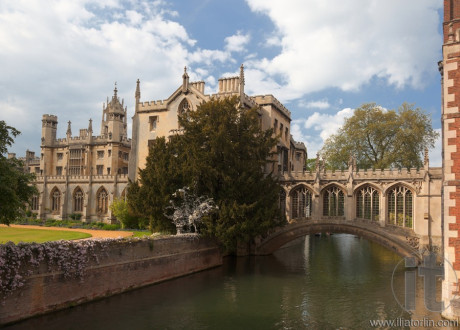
[[73, 187, 84, 212], [97, 187, 109, 214], [30, 195, 39, 211], [388, 185, 413, 228], [323, 186, 344, 217], [291, 186, 313, 219], [50, 187, 61, 213], [356, 185, 379, 221], [279, 189, 286, 217], [178, 98, 190, 116]]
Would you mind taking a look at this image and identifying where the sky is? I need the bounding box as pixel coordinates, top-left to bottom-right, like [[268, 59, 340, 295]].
[[1, 0, 443, 166]]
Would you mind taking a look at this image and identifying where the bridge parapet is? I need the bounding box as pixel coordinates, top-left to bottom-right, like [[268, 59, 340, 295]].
[[254, 218, 424, 260]]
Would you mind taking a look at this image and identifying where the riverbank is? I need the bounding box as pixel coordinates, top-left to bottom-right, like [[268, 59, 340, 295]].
[[0, 235, 222, 325]]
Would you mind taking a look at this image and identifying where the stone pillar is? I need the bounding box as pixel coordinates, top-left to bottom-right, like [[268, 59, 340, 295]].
[[442, 0, 460, 319]]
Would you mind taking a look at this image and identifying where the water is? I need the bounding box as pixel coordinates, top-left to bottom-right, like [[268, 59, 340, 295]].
[[5, 234, 449, 329]]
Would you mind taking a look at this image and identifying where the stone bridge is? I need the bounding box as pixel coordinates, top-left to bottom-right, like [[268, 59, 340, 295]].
[[259, 157, 443, 259], [254, 219, 422, 259]]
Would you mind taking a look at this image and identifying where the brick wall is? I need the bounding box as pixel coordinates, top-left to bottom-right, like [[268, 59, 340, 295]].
[[0, 236, 222, 325]]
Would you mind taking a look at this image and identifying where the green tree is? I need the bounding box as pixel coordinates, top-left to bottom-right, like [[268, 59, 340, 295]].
[[129, 97, 285, 252], [178, 96, 284, 253], [320, 103, 439, 170], [0, 121, 37, 225], [128, 136, 184, 233]]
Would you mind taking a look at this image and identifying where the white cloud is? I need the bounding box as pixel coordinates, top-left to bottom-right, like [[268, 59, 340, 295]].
[[245, 0, 442, 100], [299, 99, 330, 110], [429, 128, 442, 167], [291, 108, 354, 157], [224, 31, 251, 53], [0, 0, 244, 154]]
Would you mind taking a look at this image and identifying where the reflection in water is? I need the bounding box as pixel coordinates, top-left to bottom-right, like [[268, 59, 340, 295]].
[[5, 234, 450, 329]]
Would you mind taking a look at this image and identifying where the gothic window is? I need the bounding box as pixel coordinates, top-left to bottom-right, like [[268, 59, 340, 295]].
[[30, 195, 39, 211], [323, 186, 344, 217], [96, 165, 104, 175], [73, 187, 84, 212], [388, 185, 413, 228], [356, 185, 379, 221], [97, 187, 109, 214], [97, 151, 104, 159], [69, 149, 83, 175], [149, 116, 158, 131], [279, 189, 286, 217], [56, 166, 62, 176], [291, 186, 313, 219], [50, 187, 61, 213], [178, 98, 191, 117]]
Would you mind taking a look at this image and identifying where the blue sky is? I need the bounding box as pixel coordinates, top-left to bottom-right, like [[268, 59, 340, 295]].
[[1, 0, 443, 165]]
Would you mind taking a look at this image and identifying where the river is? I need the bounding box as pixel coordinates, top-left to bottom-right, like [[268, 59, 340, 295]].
[[5, 234, 451, 329]]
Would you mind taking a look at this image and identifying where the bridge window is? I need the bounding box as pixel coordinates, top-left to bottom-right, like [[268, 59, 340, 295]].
[[323, 186, 344, 217], [291, 186, 312, 219], [388, 186, 413, 228], [356, 186, 379, 221], [279, 189, 286, 217]]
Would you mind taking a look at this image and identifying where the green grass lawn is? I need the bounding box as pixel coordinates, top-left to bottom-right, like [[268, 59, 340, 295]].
[[0, 227, 92, 244], [132, 231, 152, 238]]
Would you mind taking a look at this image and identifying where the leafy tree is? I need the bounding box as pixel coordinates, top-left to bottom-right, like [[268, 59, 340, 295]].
[[128, 136, 184, 233], [110, 197, 144, 229], [304, 158, 317, 171], [320, 103, 439, 170], [178, 96, 284, 253], [0, 121, 37, 225], [129, 97, 285, 252]]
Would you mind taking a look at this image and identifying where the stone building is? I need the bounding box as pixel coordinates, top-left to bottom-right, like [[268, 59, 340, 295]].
[[22, 86, 131, 222], [20, 65, 307, 223], [280, 153, 442, 250], [441, 0, 460, 319], [129, 65, 307, 181], [14, 62, 444, 261]]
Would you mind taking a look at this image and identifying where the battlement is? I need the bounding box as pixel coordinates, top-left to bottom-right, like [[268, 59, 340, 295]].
[[253, 94, 291, 119], [282, 167, 441, 182], [218, 76, 241, 93], [191, 81, 205, 94], [42, 114, 57, 122]]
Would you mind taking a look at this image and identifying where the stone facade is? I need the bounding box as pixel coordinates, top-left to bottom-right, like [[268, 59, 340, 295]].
[[280, 155, 442, 250], [442, 0, 460, 319], [129, 65, 307, 181], [16, 86, 131, 222]]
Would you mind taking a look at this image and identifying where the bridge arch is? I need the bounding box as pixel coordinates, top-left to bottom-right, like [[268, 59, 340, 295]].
[[255, 220, 420, 260]]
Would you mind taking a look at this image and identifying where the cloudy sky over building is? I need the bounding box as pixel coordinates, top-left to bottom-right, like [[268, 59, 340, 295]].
[[1, 0, 443, 165]]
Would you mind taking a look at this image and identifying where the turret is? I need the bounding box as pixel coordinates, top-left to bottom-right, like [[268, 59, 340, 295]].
[[100, 83, 127, 141], [41, 114, 58, 146]]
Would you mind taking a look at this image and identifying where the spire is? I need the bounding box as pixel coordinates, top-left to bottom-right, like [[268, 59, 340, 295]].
[[113, 82, 118, 100], [182, 66, 189, 93], [135, 79, 140, 100], [88, 118, 93, 133], [239, 64, 245, 107], [66, 120, 72, 137]]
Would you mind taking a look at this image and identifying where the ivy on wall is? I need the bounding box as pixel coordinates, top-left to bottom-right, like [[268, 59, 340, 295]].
[[0, 239, 125, 301]]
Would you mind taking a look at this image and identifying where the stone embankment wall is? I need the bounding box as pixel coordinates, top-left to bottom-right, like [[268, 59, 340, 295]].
[[0, 236, 222, 325]]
